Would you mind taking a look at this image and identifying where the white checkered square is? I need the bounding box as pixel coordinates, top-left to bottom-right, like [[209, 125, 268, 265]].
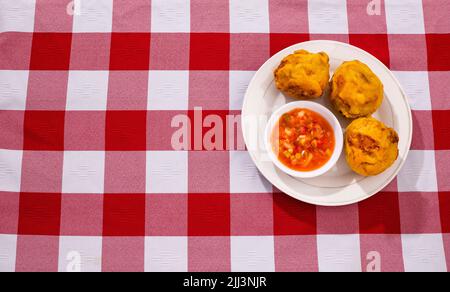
[[151, 0, 190, 33], [317, 235, 362, 272], [145, 237, 187, 272], [146, 151, 188, 194], [147, 71, 189, 110], [58, 236, 103, 272], [0, 150, 23, 192], [62, 151, 105, 194], [231, 236, 275, 272], [0, 71, 29, 110], [73, 0, 113, 32], [0, 0, 36, 32], [230, 0, 270, 33], [385, 0, 425, 34], [308, 0, 348, 34], [394, 71, 431, 110], [0, 234, 17, 272], [66, 71, 109, 110], [397, 150, 438, 192], [402, 234, 447, 272], [230, 151, 272, 193], [229, 71, 255, 111]]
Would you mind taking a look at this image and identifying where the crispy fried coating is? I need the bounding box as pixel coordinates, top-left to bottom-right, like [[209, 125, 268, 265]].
[[330, 60, 383, 118], [274, 50, 330, 99], [345, 117, 399, 176]]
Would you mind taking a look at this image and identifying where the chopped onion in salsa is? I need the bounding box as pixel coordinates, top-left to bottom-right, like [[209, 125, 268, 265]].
[[271, 108, 335, 172]]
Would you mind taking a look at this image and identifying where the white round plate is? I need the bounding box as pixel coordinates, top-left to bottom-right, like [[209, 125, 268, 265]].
[[241, 40, 412, 206]]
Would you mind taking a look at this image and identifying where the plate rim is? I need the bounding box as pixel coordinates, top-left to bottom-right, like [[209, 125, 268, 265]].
[[241, 40, 413, 206]]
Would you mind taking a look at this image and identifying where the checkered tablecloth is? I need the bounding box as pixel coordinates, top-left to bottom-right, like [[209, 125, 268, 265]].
[[0, 0, 449, 272]]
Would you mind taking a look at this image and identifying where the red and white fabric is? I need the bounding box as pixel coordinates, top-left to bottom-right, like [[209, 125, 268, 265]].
[[0, 0, 449, 272]]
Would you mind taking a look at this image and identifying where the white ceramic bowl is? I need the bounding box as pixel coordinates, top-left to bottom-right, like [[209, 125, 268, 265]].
[[265, 101, 344, 179]]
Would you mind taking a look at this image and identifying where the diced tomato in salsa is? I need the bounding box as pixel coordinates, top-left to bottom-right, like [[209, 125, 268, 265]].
[[271, 108, 335, 172]]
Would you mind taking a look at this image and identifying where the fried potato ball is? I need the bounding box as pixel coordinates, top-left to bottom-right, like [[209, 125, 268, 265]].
[[330, 60, 383, 118], [274, 50, 330, 99], [345, 117, 399, 176]]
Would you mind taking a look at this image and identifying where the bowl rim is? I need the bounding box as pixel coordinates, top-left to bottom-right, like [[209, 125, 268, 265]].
[[264, 100, 344, 179]]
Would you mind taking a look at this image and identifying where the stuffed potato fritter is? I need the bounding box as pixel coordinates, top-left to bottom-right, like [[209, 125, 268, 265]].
[[345, 117, 399, 176], [330, 60, 383, 118], [274, 50, 330, 99]]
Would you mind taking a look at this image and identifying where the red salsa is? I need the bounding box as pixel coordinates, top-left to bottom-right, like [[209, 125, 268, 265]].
[[271, 108, 335, 172]]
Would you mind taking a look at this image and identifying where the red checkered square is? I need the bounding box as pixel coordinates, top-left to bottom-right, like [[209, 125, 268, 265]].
[[0, 32, 33, 70], [102, 236, 145, 272], [0, 192, 20, 234], [231, 193, 273, 235], [18, 192, 61, 236], [411, 110, 435, 150], [273, 194, 316, 235], [70, 33, 111, 70], [188, 237, 231, 272], [188, 194, 230, 236], [34, 0, 73, 32], [106, 111, 146, 151], [23, 111, 65, 151], [432, 110, 450, 150], [109, 33, 151, 70], [188, 151, 229, 193], [347, 0, 387, 33], [189, 72, 229, 109], [190, 33, 230, 70], [359, 192, 401, 234], [103, 194, 146, 236], [310, 34, 349, 43], [64, 111, 106, 151], [0, 111, 23, 150], [349, 34, 390, 67], [149, 33, 190, 70], [29, 33, 72, 70], [105, 151, 146, 194], [423, 0, 450, 33], [359, 234, 404, 272], [274, 236, 318, 272], [187, 110, 231, 150], [399, 192, 442, 234], [112, 0, 151, 32], [388, 34, 428, 71], [191, 0, 230, 33], [436, 151, 450, 191], [147, 110, 185, 150], [439, 192, 450, 233], [15, 235, 59, 272], [107, 71, 149, 110], [26, 71, 69, 110], [20, 151, 63, 193], [429, 72, 450, 110], [270, 33, 310, 56], [427, 34, 450, 71], [146, 194, 187, 236], [316, 204, 359, 234], [269, 0, 309, 33], [147, 71, 189, 110], [60, 194, 103, 236], [230, 34, 270, 70]]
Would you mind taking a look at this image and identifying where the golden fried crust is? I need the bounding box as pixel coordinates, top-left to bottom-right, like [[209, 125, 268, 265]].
[[330, 60, 383, 118], [345, 117, 399, 176], [274, 50, 330, 99]]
